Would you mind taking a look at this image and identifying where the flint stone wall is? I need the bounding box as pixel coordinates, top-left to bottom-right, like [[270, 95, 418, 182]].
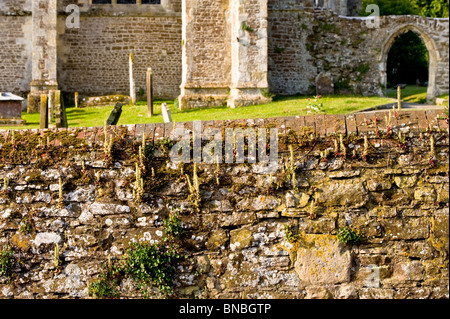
[[0, 110, 448, 299]]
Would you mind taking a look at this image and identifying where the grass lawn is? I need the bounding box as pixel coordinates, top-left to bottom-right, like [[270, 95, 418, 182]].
[[386, 85, 428, 104], [0, 94, 393, 131]]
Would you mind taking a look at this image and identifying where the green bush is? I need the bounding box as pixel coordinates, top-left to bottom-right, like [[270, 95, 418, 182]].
[[88, 213, 184, 298], [337, 226, 365, 245], [0, 246, 14, 278], [123, 242, 180, 296]]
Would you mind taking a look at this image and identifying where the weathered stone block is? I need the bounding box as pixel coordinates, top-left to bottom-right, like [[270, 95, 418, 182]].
[[414, 186, 437, 202], [433, 209, 449, 237], [381, 218, 430, 240], [206, 229, 228, 250], [392, 261, 424, 283], [394, 175, 418, 188], [317, 179, 368, 207], [359, 288, 394, 299], [219, 212, 256, 227], [230, 227, 254, 251], [285, 191, 310, 208], [237, 196, 281, 211], [367, 178, 393, 192], [294, 234, 352, 285]]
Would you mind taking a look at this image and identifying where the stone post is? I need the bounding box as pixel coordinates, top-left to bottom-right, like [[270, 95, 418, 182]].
[[161, 103, 172, 123], [129, 53, 136, 105], [28, 0, 58, 113], [55, 90, 62, 129], [397, 86, 402, 110], [146, 68, 153, 117], [48, 90, 54, 124], [40, 94, 48, 129], [75, 92, 79, 109]]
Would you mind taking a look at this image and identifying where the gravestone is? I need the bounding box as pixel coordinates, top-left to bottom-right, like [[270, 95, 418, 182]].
[[40, 94, 48, 129], [106, 103, 124, 126], [316, 72, 335, 96], [54, 91, 68, 128], [161, 103, 172, 123], [0, 92, 26, 125], [147, 68, 153, 117]]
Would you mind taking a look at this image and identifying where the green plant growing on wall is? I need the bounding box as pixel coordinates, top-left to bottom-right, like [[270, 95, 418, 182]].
[[122, 241, 181, 297], [241, 21, 254, 33], [56, 177, 64, 209], [214, 157, 221, 187], [138, 145, 147, 176], [0, 246, 14, 278], [284, 220, 300, 243], [337, 226, 365, 245], [186, 163, 201, 211], [53, 243, 61, 269], [103, 125, 114, 167], [309, 197, 318, 220], [339, 134, 347, 158], [355, 63, 370, 82], [162, 211, 184, 241], [362, 135, 370, 161], [285, 145, 298, 191], [88, 265, 120, 299], [133, 163, 145, 203], [88, 213, 185, 299], [335, 76, 352, 92], [319, 148, 331, 163], [429, 134, 436, 167], [1, 177, 10, 198], [19, 209, 36, 235], [261, 88, 275, 99], [275, 46, 286, 54]]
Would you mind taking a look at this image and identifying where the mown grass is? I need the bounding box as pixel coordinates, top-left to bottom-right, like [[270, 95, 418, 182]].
[[0, 94, 394, 130], [386, 85, 428, 104]]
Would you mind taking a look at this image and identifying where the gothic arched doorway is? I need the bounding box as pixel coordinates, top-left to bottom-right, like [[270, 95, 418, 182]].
[[379, 24, 440, 103]]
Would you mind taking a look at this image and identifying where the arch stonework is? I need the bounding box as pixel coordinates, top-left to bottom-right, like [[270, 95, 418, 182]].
[[378, 23, 442, 102]]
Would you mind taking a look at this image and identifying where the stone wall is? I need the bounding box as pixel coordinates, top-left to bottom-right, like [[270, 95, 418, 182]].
[[57, 15, 182, 99], [56, 0, 183, 100], [0, 1, 32, 96], [268, 5, 449, 101], [0, 0, 31, 13], [0, 110, 448, 299]]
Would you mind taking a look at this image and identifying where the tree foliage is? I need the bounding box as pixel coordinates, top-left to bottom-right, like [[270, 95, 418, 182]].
[[360, 0, 449, 17]]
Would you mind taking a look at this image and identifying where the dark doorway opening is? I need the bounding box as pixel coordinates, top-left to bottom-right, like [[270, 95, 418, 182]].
[[387, 31, 429, 88]]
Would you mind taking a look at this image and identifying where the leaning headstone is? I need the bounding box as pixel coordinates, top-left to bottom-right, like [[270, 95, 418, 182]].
[[161, 103, 172, 123], [106, 103, 124, 126], [316, 72, 334, 96]]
